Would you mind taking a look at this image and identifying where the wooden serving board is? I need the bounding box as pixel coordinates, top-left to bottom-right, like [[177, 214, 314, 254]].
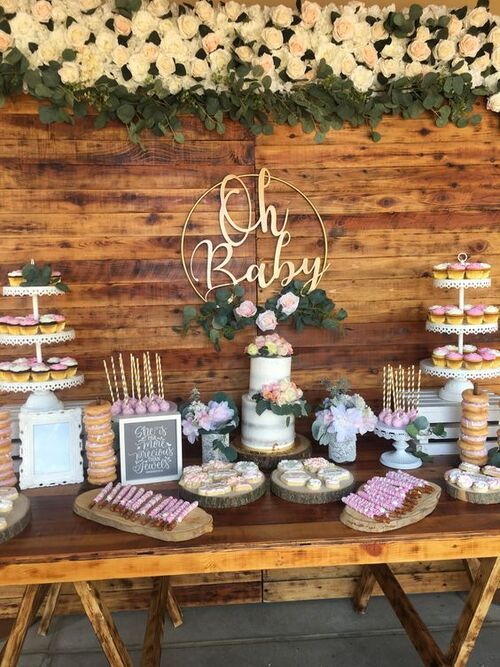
[[271, 469, 355, 505], [179, 479, 266, 509], [0, 493, 31, 544], [445, 479, 500, 505], [73, 489, 213, 542], [233, 434, 311, 471], [340, 481, 441, 533]]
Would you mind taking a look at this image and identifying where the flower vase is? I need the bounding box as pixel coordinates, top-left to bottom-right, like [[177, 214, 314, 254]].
[[328, 436, 357, 463], [201, 433, 231, 463]]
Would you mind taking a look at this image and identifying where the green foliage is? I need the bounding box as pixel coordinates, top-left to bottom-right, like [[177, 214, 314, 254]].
[[406, 418, 446, 439], [487, 447, 500, 467], [253, 393, 310, 420], [20, 261, 70, 292]]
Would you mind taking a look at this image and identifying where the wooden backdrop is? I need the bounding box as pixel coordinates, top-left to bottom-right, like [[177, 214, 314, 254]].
[[0, 96, 498, 411]]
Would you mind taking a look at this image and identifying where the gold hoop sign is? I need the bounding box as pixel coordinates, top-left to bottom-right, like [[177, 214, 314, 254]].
[[181, 168, 329, 302]]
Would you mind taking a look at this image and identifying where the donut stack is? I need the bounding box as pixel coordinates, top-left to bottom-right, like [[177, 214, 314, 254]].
[[0, 410, 16, 487], [84, 401, 117, 486], [459, 388, 490, 467]]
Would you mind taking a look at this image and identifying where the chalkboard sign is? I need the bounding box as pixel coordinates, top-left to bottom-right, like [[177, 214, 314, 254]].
[[118, 413, 182, 485]]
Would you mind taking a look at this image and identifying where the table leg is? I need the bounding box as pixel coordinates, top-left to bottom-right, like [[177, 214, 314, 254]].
[[37, 583, 62, 636], [140, 577, 170, 667], [352, 567, 376, 613], [73, 580, 133, 667], [166, 582, 183, 629], [0, 584, 49, 667], [446, 556, 500, 667]]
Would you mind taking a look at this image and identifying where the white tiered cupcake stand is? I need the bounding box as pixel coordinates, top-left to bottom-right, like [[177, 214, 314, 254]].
[[0, 284, 84, 411]]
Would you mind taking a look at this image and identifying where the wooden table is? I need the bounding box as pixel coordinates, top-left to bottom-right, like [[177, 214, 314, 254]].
[[0, 441, 499, 667]]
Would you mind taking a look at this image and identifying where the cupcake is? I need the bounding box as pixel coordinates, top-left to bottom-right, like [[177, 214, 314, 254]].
[[447, 262, 466, 280], [19, 316, 39, 336], [31, 362, 50, 382], [39, 314, 57, 334], [50, 271, 62, 285], [463, 353, 483, 370], [446, 344, 459, 352], [462, 345, 477, 354], [480, 352, 496, 368], [0, 362, 12, 382], [465, 306, 484, 325], [476, 262, 491, 279], [6, 316, 21, 335], [432, 347, 448, 367], [59, 357, 78, 377], [50, 363, 68, 380], [483, 306, 498, 324], [11, 363, 31, 382], [428, 305, 446, 324], [432, 263, 448, 279], [52, 314, 66, 332], [445, 307, 464, 325], [7, 270, 24, 286], [0, 317, 9, 334], [464, 262, 484, 279], [47, 356, 60, 365], [446, 352, 463, 369]]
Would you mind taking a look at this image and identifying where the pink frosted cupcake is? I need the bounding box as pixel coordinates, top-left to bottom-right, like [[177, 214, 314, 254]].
[[0, 316, 10, 334], [483, 306, 498, 324], [428, 305, 446, 324], [6, 316, 21, 335], [446, 352, 463, 369], [19, 316, 39, 335], [52, 314, 66, 332], [465, 306, 484, 325], [59, 357, 78, 377], [480, 352, 496, 368], [50, 363, 68, 380], [447, 262, 465, 280], [463, 353, 483, 370]]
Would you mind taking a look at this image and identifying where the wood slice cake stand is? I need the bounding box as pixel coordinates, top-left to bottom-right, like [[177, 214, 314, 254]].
[[271, 469, 355, 504], [445, 479, 500, 505], [340, 481, 441, 533], [73, 489, 213, 542], [232, 434, 311, 471], [0, 494, 31, 544], [179, 478, 266, 509]]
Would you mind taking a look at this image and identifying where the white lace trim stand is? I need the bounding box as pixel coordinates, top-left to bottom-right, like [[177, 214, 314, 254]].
[[2, 285, 65, 297], [375, 422, 422, 470], [432, 278, 491, 289], [425, 322, 498, 335], [0, 374, 85, 393], [0, 329, 76, 346], [420, 359, 500, 402]]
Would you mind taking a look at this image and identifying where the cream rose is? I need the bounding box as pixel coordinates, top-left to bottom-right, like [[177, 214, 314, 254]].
[[210, 48, 231, 72], [333, 15, 355, 42], [286, 56, 306, 80], [32, 1, 52, 23], [492, 48, 500, 71], [353, 21, 371, 46], [488, 26, 500, 48], [379, 58, 400, 79], [382, 38, 406, 60], [0, 30, 12, 53], [256, 310, 277, 332], [447, 16, 463, 38], [112, 45, 129, 67], [246, 343, 258, 356], [450, 57, 468, 75], [96, 30, 117, 54], [195, 1, 214, 24], [157, 53, 175, 77], [415, 26, 430, 42], [277, 292, 300, 316], [261, 27, 283, 51], [59, 61, 80, 84], [271, 5, 293, 29], [466, 7, 489, 29], [114, 15, 132, 36], [371, 21, 388, 41], [435, 39, 455, 62], [357, 44, 378, 69], [459, 34, 480, 58], [37, 41, 59, 64], [177, 14, 199, 40], [341, 52, 356, 76], [0, 0, 18, 12], [301, 1, 321, 28], [142, 43, 159, 63], [257, 52, 275, 74], [148, 0, 170, 18], [191, 58, 209, 78], [80, 46, 103, 84], [202, 32, 220, 54], [132, 10, 156, 39], [67, 23, 91, 50], [405, 61, 424, 77], [407, 39, 431, 62], [235, 45, 253, 62], [487, 91, 500, 112], [289, 32, 308, 57], [351, 65, 374, 92], [80, 0, 102, 9], [225, 2, 241, 22], [470, 53, 490, 72], [10, 12, 35, 36], [128, 53, 150, 82]]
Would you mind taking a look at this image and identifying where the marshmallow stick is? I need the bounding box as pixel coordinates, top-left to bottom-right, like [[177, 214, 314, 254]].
[[155, 354, 161, 399], [158, 355, 165, 399], [388, 366, 393, 412], [142, 353, 148, 396], [103, 360, 115, 403], [382, 365, 386, 410], [110, 356, 120, 400], [119, 353, 129, 400], [416, 369, 421, 411], [135, 357, 142, 400], [130, 354, 135, 400], [147, 352, 154, 396]]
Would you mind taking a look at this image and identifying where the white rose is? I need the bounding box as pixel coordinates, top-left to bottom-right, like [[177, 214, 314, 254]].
[[447, 16, 463, 38], [37, 41, 59, 64], [371, 21, 388, 41], [178, 14, 199, 40], [407, 39, 431, 62], [67, 23, 91, 50], [201, 32, 220, 54], [160, 32, 186, 57], [353, 21, 371, 46], [286, 56, 306, 80], [357, 44, 378, 69], [238, 21, 262, 43], [59, 61, 80, 84], [225, 2, 241, 22], [333, 16, 355, 42], [261, 27, 283, 51], [195, 1, 214, 25], [271, 5, 293, 29], [114, 15, 132, 36], [341, 52, 356, 75], [148, 0, 170, 18], [350, 65, 374, 92], [450, 57, 469, 75], [157, 52, 175, 77], [488, 26, 500, 48], [301, 1, 321, 29], [9, 12, 35, 37], [416, 26, 430, 42], [459, 34, 480, 58], [128, 52, 150, 82], [435, 39, 456, 62], [0, 0, 18, 12], [256, 310, 277, 332], [142, 43, 159, 62], [466, 7, 489, 29], [486, 91, 500, 112], [80, 0, 102, 9], [210, 48, 231, 72], [132, 10, 156, 39], [247, 4, 262, 21], [32, 1, 52, 23], [112, 45, 129, 67], [379, 58, 400, 79], [289, 31, 308, 57], [0, 30, 12, 53], [382, 38, 406, 60], [277, 292, 300, 315], [79, 45, 103, 84], [492, 47, 500, 71], [191, 58, 209, 78], [470, 53, 490, 72], [167, 77, 182, 94], [406, 61, 424, 77], [235, 45, 253, 62], [96, 30, 117, 54]]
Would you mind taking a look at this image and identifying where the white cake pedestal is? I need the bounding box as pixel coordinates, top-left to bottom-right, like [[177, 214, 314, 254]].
[[375, 423, 422, 470]]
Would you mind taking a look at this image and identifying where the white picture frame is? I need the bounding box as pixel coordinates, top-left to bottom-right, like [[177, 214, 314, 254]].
[[118, 412, 182, 485], [19, 408, 83, 489]]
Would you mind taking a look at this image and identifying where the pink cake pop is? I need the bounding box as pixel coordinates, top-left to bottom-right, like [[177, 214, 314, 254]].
[[135, 400, 147, 415], [111, 400, 122, 416], [148, 401, 160, 413], [122, 400, 135, 416], [159, 398, 171, 412]]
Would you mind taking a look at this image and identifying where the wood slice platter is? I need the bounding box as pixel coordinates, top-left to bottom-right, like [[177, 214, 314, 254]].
[[445, 479, 500, 505], [73, 489, 213, 542], [340, 481, 442, 533], [232, 434, 311, 471], [179, 479, 267, 509], [271, 469, 355, 504], [0, 493, 31, 544]]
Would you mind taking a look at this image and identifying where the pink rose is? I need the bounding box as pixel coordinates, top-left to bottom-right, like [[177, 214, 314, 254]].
[[277, 292, 300, 316], [301, 1, 321, 28], [256, 310, 278, 332], [0, 31, 12, 53], [235, 300, 257, 318], [255, 335, 266, 348], [115, 15, 132, 36], [202, 32, 220, 54]]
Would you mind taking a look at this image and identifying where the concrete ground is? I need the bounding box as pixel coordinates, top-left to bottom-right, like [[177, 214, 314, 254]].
[[2, 593, 499, 666]]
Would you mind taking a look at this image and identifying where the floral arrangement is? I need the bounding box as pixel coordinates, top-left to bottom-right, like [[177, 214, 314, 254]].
[[312, 379, 377, 445], [0, 1, 497, 143], [17, 261, 69, 292], [180, 388, 239, 459], [179, 281, 347, 350], [253, 378, 310, 424], [405, 415, 445, 439], [246, 333, 293, 357]]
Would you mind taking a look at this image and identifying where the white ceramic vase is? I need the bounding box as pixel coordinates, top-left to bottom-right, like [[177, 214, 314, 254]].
[[201, 433, 231, 463]]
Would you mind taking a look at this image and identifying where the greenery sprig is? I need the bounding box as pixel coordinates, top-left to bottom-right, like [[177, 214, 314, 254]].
[[20, 261, 69, 292]]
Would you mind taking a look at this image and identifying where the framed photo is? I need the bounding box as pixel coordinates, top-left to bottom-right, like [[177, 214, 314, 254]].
[[19, 408, 83, 489], [118, 412, 182, 485]]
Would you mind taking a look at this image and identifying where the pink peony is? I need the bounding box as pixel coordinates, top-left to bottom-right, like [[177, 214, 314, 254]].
[[207, 400, 234, 427], [277, 292, 300, 316], [256, 310, 277, 331], [182, 415, 199, 444], [235, 300, 257, 318]]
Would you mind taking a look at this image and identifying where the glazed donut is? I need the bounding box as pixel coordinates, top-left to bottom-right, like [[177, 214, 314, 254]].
[[459, 435, 487, 449], [461, 388, 489, 413], [84, 401, 111, 416], [86, 442, 113, 455], [0, 474, 17, 487], [87, 454, 117, 467], [88, 474, 117, 486], [84, 415, 111, 429], [85, 430, 114, 442], [460, 451, 488, 466], [461, 417, 488, 431]]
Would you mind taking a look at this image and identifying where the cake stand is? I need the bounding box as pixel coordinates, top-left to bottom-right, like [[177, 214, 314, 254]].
[[375, 422, 422, 469], [419, 359, 499, 403]]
